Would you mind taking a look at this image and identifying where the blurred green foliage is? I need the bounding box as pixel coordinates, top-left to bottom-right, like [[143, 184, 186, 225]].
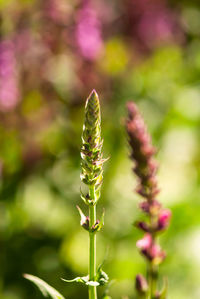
[[0, 0, 200, 298]]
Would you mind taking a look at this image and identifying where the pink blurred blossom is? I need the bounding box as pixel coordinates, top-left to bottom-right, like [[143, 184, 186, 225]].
[[138, 9, 174, 46], [0, 40, 19, 111], [137, 233, 152, 250], [137, 233, 165, 262], [149, 243, 165, 262], [75, 1, 103, 60], [158, 209, 171, 230], [127, 0, 182, 49]]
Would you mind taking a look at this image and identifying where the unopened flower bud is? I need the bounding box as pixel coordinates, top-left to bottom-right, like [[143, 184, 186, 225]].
[[139, 200, 161, 214], [135, 274, 148, 294]]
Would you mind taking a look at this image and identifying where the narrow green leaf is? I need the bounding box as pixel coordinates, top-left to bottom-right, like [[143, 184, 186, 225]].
[[24, 274, 65, 299], [62, 275, 88, 284]]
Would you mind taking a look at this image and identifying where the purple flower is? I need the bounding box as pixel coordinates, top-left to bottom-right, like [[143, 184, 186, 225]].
[[126, 0, 183, 50], [158, 209, 171, 231], [0, 40, 19, 111], [75, 1, 103, 60]]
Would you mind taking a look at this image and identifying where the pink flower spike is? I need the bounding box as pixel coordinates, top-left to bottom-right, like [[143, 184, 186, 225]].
[[158, 209, 171, 230], [136, 234, 152, 250]]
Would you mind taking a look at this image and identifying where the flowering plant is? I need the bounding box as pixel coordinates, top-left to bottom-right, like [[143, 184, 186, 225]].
[[24, 90, 108, 299], [126, 102, 171, 299]]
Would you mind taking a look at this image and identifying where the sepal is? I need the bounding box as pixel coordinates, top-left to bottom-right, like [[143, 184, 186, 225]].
[[77, 206, 89, 231], [80, 171, 103, 186], [80, 188, 94, 205], [91, 210, 105, 232]]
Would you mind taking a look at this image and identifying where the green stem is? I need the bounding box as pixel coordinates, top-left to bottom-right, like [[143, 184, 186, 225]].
[[89, 186, 97, 299], [149, 263, 157, 299], [148, 215, 158, 299]]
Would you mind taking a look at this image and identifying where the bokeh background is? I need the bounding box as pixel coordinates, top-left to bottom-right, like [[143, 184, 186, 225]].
[[0, 0, 200, 298]]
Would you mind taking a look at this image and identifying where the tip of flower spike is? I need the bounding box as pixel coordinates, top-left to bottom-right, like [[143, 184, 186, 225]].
[[91, 89, 98, 96], [126, 101, 138, 118], [85, 89, 100, 116], [87, 89, 99, 102]]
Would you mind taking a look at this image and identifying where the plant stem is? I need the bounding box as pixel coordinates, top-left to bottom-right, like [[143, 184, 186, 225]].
[[149, 212, 158, 298], [148, 262, 157, 299], [89, 185, 97, 299]]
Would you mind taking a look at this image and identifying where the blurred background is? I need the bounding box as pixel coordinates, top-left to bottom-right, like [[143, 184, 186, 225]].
[[0, 0, 200, 298]]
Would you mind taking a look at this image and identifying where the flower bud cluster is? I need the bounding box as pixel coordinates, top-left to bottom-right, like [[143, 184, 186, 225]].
[[80, 90, 106, 205], [126, 101, 171, 296]]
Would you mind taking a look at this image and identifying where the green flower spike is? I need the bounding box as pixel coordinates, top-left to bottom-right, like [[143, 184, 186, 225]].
[[81, 90, 105, 199], [63, 90, 108, 299]]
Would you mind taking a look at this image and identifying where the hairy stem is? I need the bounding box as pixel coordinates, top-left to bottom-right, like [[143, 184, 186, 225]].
[[89, 186, 97, 299]]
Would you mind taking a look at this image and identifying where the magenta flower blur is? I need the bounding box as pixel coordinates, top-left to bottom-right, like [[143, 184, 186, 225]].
[[137, 233, 165, 264], [127, 0, 182, 49], [75, 1, 103, 61], [136, 233, 152, 250], [158, 209, 171, 231], [0, 40, 19, 111], [126, 101, 171, 297]]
